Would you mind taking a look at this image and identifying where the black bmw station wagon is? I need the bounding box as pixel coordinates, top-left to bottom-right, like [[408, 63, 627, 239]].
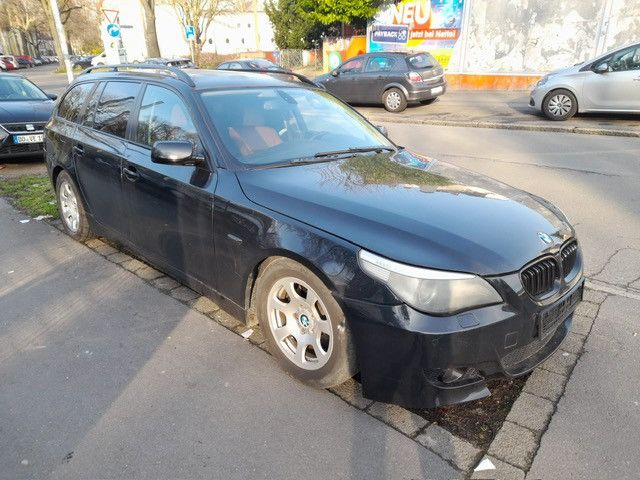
[[45, 65, 584, 408]]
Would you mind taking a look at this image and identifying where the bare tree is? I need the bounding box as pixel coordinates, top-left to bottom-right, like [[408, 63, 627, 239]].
[[165, 0, 239, 62], [139, 0, 161, 58], [0, 0, 48, 54]]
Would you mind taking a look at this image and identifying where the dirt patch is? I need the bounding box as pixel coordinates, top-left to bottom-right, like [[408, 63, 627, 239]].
[[413, 376, 528, 449]]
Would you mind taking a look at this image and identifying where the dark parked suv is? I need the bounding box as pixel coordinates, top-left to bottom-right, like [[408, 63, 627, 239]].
[[45, 65, 583, 408], [315, 52, 446, 112]]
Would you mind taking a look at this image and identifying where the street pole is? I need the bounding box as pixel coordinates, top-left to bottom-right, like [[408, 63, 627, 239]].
[[49, 0, 73, 84]]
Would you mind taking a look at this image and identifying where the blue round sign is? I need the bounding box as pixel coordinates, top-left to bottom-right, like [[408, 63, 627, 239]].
[[107, 23, 121, 38]]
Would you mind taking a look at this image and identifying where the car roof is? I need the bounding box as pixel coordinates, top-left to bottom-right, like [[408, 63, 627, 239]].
[[76, 67, 312, 91]]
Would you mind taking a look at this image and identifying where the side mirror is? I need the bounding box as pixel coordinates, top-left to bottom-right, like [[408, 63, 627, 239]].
[[47, 93, 58, 100], [151, 140, 202, 166], [376, 125, 388, 136], [595, 63, 609, 73], [331, 69, 339, 77]]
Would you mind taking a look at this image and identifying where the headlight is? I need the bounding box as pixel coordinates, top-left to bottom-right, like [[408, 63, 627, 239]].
[[536, 76, 549, 87], [358, 250, 502, 315], [0, 126, 8, 142]]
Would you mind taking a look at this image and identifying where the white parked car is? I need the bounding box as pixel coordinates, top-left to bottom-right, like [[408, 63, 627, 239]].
[[91, 52, 108, 66], [530, 41, 640, 120]]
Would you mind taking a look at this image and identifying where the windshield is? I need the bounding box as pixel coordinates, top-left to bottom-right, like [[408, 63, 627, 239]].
[[0, 77, 48, 101], [200, 87, 393, 166]]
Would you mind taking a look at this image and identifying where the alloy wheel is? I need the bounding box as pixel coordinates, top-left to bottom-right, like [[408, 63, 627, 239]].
[[59, 180, 80, 233], [548, 94, 572, 117], [266, 276, 333, 370], [386, 91, 402, 111]]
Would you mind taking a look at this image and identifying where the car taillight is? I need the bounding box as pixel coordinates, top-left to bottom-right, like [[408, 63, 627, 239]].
[[408, 71, 423, 82]]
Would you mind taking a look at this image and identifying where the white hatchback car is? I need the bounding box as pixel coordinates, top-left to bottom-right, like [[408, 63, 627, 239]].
[[530, 42, 640, 120]]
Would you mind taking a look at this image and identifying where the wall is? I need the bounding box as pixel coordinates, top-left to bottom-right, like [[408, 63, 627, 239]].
[[364, 0, 640, 89], [458, 0, 606, 73]]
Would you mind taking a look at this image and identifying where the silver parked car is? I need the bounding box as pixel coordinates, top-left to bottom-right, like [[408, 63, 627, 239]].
[[530, 42, 640, 120]]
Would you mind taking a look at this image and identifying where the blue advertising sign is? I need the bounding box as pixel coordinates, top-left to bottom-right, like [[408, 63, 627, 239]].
[[370, 24, 409, 44], [185, 25, 196, 41], [106, 23, 121, 38]]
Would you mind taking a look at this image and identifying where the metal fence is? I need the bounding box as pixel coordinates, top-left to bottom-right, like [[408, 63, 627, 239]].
[[276, 49, 322, 70]]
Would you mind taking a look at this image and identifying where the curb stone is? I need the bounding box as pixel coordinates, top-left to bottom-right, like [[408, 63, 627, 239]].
[[329, 378, 374, 410], [505, 392, 554, 432], [362, 115, 640, 139], [539, 349, 579, 377], [367, 402, 429, 437], [47, 223, 610, 476], [415, 424, 482, 472], [487, 421, 538, 470], [471, 456, 525, 480]]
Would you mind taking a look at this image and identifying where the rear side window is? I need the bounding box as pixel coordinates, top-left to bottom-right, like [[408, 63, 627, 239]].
[[135, 85, 199, 147], [58, 83, 93, 123], [94, 81, 141, 138], [407, 53, 437, 69], [365, 56, 397, 73], [81, 82, 104, 127]]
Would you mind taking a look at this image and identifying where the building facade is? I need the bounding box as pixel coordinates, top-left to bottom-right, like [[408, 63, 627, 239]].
[[97, 0, 275, 63]]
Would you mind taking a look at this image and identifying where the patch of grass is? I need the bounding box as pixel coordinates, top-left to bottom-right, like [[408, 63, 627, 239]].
[[0, 174, 58, 219]]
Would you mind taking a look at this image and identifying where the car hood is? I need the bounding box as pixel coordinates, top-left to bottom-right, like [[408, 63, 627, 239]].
[[236, 151, 574, 275], [0, 100, 54, 124], [547, 64, 583, 77]]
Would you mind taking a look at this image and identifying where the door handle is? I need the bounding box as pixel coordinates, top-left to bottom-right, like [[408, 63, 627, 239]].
[[123, 166, 140, 182], [72, 144, 84, 155]]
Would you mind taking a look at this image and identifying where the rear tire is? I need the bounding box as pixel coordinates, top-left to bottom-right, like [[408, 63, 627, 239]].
[[383, 88, 407, 113], [55, 170, 92, 242], [542, 89, 577, 121], [255, 257, 356, 389]]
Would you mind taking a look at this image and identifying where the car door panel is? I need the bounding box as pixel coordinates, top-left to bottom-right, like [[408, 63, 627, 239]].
[[74, 81, 141, 238], [123, 84, 217, 289], [74, 126, 128, 237], [124, 143, 216, 288], [324, 58, 365, 103], [583, 46, 640, 111]]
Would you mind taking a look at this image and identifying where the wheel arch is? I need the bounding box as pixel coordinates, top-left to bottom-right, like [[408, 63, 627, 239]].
[[382, 82, 409, 98], [244, 249, 342, 326], [543, 86, 580, 112]]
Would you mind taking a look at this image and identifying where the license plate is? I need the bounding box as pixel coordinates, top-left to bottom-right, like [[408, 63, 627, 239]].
[[538, 283, 584, 337], [13, 134, 43, 144], [430, 86, 443, 95]]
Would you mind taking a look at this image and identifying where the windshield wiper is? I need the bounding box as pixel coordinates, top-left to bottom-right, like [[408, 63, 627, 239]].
[[263, 146, 397, 169], [313, 146, 396, 158]]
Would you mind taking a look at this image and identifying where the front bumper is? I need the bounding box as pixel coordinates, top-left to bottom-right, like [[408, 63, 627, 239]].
[[344, 274, 583, 409], [0, 142, 45, 159], [529, 85, 548, 111]]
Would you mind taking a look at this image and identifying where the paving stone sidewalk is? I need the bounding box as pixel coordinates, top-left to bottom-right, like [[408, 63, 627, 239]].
[[48, 217, 613, 479]]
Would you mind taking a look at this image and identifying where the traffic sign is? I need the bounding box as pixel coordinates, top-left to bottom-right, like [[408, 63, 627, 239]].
[[107, 23, 121, 38], [185, 25, 195, 41]]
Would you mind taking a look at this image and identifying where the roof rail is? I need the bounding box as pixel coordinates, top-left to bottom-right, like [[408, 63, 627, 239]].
[[80, 64, 196, 87], [222, 68, 320, 87]]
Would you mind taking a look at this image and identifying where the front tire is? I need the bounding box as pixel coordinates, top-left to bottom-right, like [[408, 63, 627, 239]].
[[383, 87, 407, 113], [256, 257, 356, 389], [542, 89, 577, 121], [55, 171, 92, 242]]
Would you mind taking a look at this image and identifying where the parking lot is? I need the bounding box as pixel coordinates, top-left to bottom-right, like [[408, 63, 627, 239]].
[[1, 66, 640, 479]]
